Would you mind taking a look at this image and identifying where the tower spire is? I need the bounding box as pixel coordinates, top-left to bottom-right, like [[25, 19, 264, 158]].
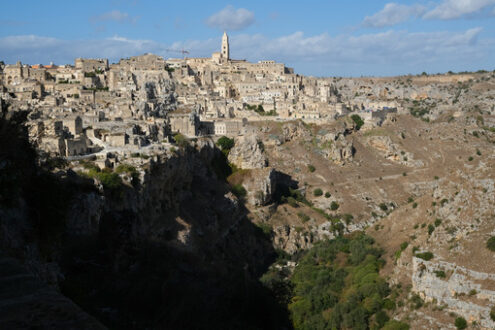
[[221, 31, 229, 61]]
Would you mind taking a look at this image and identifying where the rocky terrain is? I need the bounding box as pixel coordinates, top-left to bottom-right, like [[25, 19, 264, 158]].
[[1, 71, 495, 329]]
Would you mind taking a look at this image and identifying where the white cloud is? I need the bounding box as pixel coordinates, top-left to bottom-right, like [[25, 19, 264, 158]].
[[90, 10, 138, 24], [0, 28, 492, 76], [205, 5, 254, 31], [363, 3, 426, 27], [423, 0, 495, 19]]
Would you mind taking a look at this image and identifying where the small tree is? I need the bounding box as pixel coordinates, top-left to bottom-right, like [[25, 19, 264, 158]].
[[454, 317, 467, 330], [330, 201, 339, 211], [486, 236, 495, 251], [351, 114, 364, 129], [216, 136, 234, 151], [313, 188, 323, 197]]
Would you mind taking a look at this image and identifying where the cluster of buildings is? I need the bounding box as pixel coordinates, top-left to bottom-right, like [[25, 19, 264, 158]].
[[0, 32, 399, 161]]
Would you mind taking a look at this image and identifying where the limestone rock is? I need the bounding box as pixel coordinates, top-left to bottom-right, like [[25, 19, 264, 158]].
[[282, 121, 310, 142], [228, 135, 267, 169], [325, 133, 354, 164], [242, 168, 277, 206]]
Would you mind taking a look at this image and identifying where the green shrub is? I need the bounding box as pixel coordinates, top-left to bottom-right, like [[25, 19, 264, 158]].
[[410, 293, 423, 309], [434, 218, 442, 227], [415, 252, 434, 261], [307, 164, 315, 172], [313, 188, 323, 196], [173, 133, 189, 148], [487, 237, 495, 251], [428, 224, 435, 235], [379, 203, 388, 211], [330, 201, 339, 210], [288, 233, 392, 330], [382, 320, 410, 330], [325, 192, 331, 198], [216, 136, 234, 151], [490, 306, 495, 321], [434, 270, 446, 278], [287, 196, 299, 208], [351, 114, 364, 129], [455, 317, 467, 330], [400, 242, 408, 251], [468, 156, 474, 161], [412, 202, 418, 209]]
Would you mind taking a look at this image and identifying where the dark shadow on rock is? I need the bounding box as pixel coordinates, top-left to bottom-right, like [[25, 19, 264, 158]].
[[0, 105, 292, 329]]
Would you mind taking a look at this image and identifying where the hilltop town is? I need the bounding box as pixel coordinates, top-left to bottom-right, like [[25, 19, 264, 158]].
[[1, 32, 400, 160], [1, 32, 495, 329]]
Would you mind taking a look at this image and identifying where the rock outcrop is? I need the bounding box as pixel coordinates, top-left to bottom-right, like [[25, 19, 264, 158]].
[[228, 134, 268, 169], [367, 135, 423, 167], [412, 257, 495, 328], [241, 167, 278, 206], [326, 133, 354, 164]]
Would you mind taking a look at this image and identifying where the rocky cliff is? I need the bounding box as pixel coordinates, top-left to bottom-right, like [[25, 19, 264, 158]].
[[0, 111, 289, 329]]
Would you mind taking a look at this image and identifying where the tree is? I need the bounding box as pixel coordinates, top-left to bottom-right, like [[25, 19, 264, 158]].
[[454, 317, 467, 330], [216, 136, 234, 151], [351, 114, 364, 129], [313, 188, 323, 197], [486, 236, 495, 251], [330, 201, 340, 210]]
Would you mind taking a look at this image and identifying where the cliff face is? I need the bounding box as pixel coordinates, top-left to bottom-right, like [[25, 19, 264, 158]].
[[0, 112, 289, 329]]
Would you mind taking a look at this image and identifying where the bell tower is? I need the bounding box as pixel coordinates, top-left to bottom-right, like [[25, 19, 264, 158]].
[[221, 31, 229, 61]]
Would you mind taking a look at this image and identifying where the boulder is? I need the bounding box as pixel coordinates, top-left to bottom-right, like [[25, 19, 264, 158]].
[[228, 134, 267, 169]]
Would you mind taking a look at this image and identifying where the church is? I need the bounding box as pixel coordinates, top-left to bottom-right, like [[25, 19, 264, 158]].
[[211, 31, 230, 64]]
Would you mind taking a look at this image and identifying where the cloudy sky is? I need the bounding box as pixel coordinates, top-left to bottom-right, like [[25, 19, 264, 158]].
[[1, 0, 494, 76]]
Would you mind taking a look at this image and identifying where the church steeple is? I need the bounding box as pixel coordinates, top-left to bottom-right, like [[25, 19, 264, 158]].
[[221, 31, 229, 60]]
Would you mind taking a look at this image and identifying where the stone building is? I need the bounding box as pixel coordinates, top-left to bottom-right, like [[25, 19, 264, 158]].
[[169, 112, 200, 137], [75, 58, 109, 72]]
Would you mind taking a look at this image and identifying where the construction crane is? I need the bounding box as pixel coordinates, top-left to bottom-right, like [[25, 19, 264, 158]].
[[165, 49, 190, 58]]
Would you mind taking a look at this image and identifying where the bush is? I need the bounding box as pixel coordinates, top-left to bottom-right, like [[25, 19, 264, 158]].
[[325, 192, 331, 198], [287, 196, 299, 208], [490, 306, 495, 321], [379, 203, 388, 211], [434, 270, 446, 278], [307, 164, 315, 172], [412, 202, 418, 209], [173, 133, 189, 148], [434, 218, 442, 227], [415, 252, 434, 261], [428, 224, 435, 235], [455, 317, 467, 330], [351, 114, 364, 129], [487, 237, 495, 251], [216, 136, 234, 151], [330, 201, 339, 210], [313, 188, 323, 197], [382, 320, 410, 330]]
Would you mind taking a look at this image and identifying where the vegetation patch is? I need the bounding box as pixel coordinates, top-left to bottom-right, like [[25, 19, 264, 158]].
[[285, 233, 403, 329]]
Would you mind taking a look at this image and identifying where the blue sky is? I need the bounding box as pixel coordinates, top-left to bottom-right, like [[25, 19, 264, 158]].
[[1, 0, 494, 76]]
